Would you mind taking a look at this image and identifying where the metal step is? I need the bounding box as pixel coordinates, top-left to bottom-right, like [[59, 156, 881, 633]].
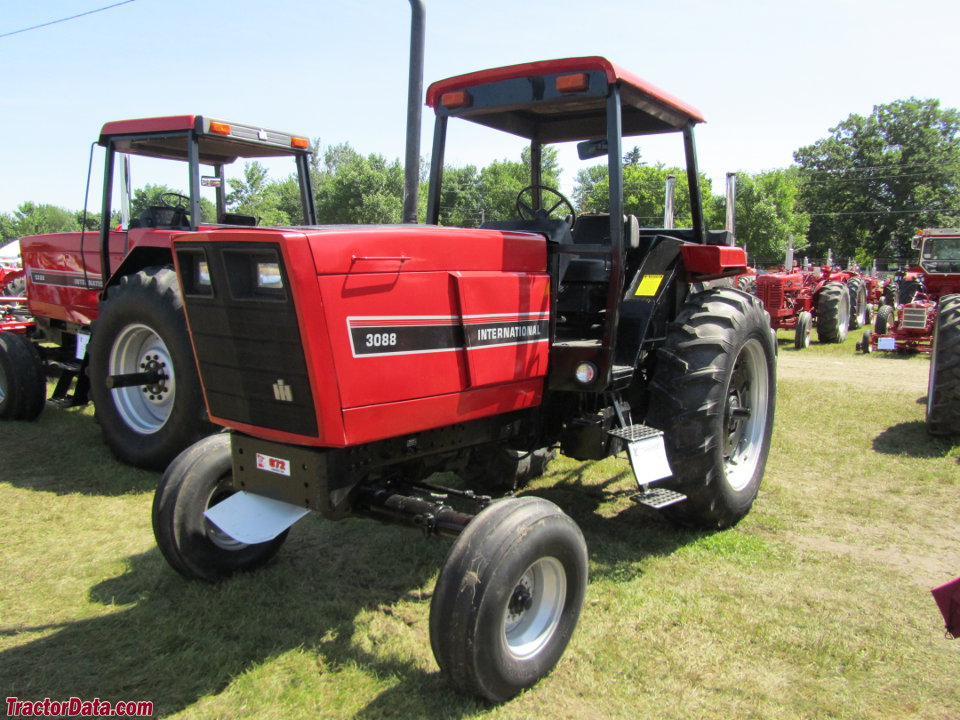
[[631, 487, 687, 509], [608, 423, 662, 443], [609, 423, 673, 485]]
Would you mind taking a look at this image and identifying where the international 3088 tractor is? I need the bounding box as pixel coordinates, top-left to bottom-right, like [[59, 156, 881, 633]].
[[152, 56, 777, 701], [0, 117, 317, 467]]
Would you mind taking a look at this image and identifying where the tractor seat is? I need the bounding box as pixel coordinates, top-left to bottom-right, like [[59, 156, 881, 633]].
[[131, 205, 190, 229]]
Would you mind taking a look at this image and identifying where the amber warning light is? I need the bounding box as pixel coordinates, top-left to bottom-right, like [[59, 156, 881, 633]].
[[209, 121, 232, 136], [441, 91, 472, 109], [556, 73, 589, 93], [291, 136, 309, 149]]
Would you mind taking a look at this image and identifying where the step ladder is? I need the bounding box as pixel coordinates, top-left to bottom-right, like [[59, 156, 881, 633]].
[[608, 423, 686, 510]]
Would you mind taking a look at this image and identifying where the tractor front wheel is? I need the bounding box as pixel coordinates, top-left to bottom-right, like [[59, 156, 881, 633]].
[[816, 281, 851, 343], [874, 304, 893, 335], [152, 433, 289, 581], [794, 310, 812, 349], [88, 266, 212, 469], [430, 496, 587, 702], [0, 332, 45, 421], [926, 294, 960, 435], [647, 289, 776, 529]]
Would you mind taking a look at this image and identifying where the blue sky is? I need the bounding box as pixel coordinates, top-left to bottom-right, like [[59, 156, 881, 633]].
[[2, 0, 958, 213]]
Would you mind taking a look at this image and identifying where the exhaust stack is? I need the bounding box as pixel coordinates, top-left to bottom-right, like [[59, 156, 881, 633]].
[[402, 0, 426, 224], [663, 175, 676, 229], [724, 172, 736, 238]]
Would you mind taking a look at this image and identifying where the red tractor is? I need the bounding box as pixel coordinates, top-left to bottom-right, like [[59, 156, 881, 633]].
[[0, 117, 317, 466], [150, 55, 777, 701], [861, 228, 960, 434], [755, 263, 868, 349], [864, 229, 960, 356]]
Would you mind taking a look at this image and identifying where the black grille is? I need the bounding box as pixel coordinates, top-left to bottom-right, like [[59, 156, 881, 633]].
[[176, 241, 318, 437]]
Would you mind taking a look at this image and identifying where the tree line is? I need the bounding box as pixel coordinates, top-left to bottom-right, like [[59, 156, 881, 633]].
[[3, 98, 958, 268]]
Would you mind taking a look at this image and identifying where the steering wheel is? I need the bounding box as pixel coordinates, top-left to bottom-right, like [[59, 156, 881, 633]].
[[159, 192, 190, 211], [515, 185, 575, 225]]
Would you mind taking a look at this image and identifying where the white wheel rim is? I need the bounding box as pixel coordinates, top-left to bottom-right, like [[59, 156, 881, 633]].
[[205, 487, 250, 551], [502, 556, 566, 660], [723, 338, 770, 492], [108, 323, 175, 434]]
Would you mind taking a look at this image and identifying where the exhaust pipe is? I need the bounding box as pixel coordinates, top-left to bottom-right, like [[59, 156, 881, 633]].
[[663, 175, 676, 229], [785, 235, 794, 273], [402, 0, 426, 224], [724, 172, 736, 238]]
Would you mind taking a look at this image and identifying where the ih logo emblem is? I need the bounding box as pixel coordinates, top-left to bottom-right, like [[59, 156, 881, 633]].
[[258, 128, 268, 141], [273, 379, 293, 402]]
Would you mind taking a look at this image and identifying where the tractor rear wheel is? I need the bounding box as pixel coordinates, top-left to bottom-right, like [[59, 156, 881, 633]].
[[0, 332, 45, 421], [430, 496, 587, 702], [898, 279, 921, 305], [647, 289, 776, 529], [152, 433, 289, 581], [874, 304, 893, 335], [847, 277, 868, 330], [926, 294, 960, 436], [816, 281, 851, 343], [794, 310, 812, 349], [88, 266, 212, 470]]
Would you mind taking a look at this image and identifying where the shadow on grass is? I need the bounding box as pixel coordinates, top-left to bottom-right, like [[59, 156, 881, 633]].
[[0, 457, 705, 718], [872, 421, 958, 458], [0, 403, 159, 496], [0, 520, 479, 719]]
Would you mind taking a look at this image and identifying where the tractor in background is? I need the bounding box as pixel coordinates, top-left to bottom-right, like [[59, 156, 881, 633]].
[[755, 257, 867, 349], [0, 117, 317, 466], [858, 228, 960, 435]]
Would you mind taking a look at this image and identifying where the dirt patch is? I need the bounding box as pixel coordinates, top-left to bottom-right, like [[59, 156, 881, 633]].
[[777, 351, 929, 393]]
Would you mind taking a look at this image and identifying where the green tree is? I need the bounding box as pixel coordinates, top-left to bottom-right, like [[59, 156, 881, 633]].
[[574, 163, 722, 229], [794, 98, 960, 261], [314, 144, 405, 224], [1, 202, 79, 240], [733, 169, 809, 264]]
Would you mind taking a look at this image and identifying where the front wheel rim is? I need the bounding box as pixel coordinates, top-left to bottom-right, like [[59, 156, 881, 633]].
[[108, 323, 176, 434], [722, 338, 770, 492], [502, 557, 566, 660]]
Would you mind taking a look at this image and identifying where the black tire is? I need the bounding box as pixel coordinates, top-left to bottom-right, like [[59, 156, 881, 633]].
[[88, 266, 212, 470], [430, 496, 588, 702], [847, 277, 868, 330], [898, 279, 921, 305], [0, 332, 46, 421], [463, 445, 556, 492], [794, 310, 812, 350], [926, 294, 960, 436], [152, 433, 289, 581], [737, 274, 757, 295], [874, 304, 893, 335], [882, 282, 897, 306], [647, 289, 776, 529], [816, 281, 851, 343], [858, 329, 873, 354], [0, 272, 26, 297]]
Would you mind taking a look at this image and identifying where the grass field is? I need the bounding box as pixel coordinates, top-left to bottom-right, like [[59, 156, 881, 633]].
[[1, 328, 958, 719]]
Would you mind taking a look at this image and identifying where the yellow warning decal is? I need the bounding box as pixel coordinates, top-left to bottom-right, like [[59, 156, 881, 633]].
[[634, 274, 664, 297]]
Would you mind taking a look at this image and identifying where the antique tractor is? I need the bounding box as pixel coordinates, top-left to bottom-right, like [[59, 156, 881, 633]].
[[755, 264, 865, 349]]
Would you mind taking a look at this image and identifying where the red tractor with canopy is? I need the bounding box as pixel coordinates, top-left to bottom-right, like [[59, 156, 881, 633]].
[[150, 53, 777, 701], [0, 116, 317, 465]]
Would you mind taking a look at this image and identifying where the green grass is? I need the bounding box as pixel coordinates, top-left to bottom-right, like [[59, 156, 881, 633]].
[[1, 333, 958, 719]]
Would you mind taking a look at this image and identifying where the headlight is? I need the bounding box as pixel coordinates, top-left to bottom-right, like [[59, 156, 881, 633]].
[[257, 262, 282, 290]]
